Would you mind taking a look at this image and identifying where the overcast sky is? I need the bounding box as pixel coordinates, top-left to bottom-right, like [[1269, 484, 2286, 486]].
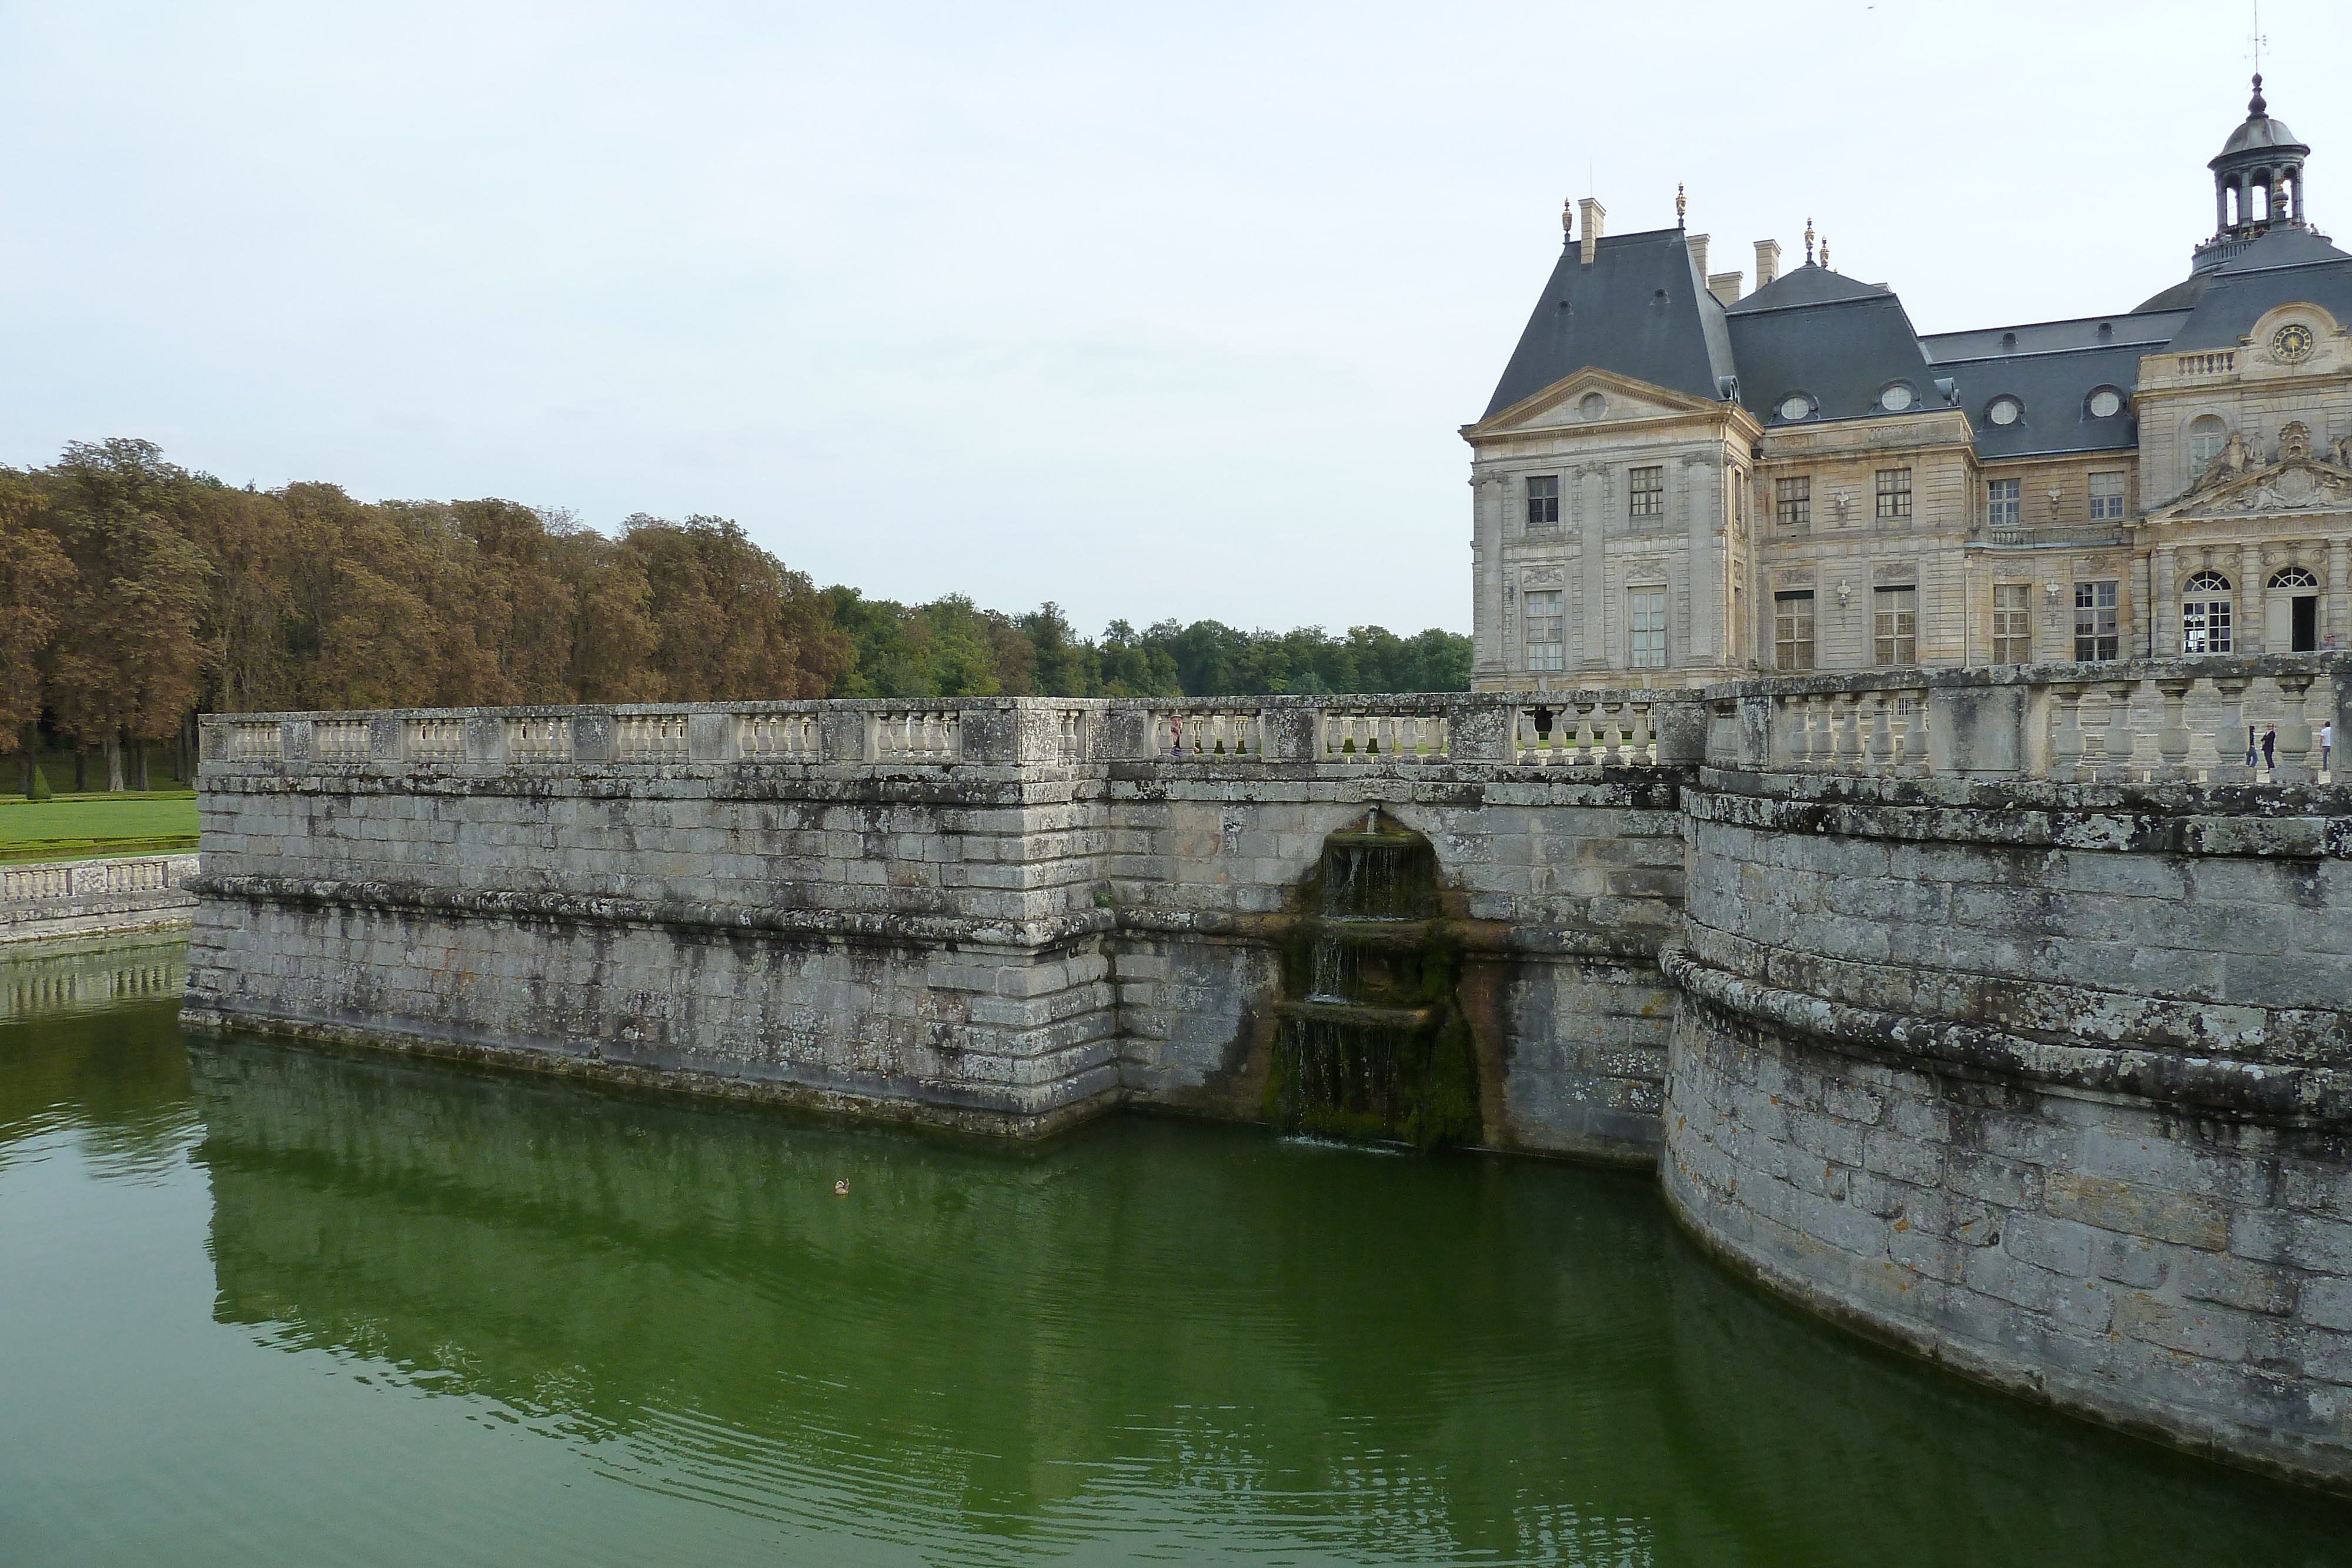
[[0, 1, 2337, 636]]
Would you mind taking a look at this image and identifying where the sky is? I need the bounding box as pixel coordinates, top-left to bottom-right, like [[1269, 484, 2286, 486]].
[[0, 1, 2338, 637]]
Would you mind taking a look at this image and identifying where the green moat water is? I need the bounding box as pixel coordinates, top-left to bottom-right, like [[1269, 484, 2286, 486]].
[[4, 937, 2348, 1566]]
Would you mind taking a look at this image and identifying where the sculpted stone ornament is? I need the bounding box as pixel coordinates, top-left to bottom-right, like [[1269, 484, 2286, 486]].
[[2280, 422, 2313, 461], [2219, 432, 2250, 478]]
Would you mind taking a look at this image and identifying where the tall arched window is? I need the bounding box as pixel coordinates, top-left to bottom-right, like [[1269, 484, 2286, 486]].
[[2182, 571, 2233, 654], [2270, 566, 2320, 590], [2188, 416, 2229, 483]]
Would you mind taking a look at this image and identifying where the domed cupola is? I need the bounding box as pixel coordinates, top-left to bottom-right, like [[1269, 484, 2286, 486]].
[[2200, 74, 2312, 265]]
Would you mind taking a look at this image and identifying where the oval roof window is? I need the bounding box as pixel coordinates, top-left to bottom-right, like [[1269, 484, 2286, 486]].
[[1778, 393, 1813, 422], [2088, 387, 2124, 419], [1987, 396, 2023, 427], [1880, 384, 1915, 412]]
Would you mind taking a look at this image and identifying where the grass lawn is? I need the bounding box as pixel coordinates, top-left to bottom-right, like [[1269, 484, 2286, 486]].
[[0, 792, 200, 863]]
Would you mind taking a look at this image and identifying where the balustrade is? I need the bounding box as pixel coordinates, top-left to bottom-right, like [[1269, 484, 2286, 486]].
[[616, 714, 689, 763], [870, 710, 960, 763], [1319, 711, 1447, 762], [505, 717, 573, 764], [226, 721, 285, 761], [738, 712, 822, 762], [4, 854, 192, 907], [1513, 699, 1656, 765], [1164, 710, 1261, 761], [312, 721, 370, 763], [406, 719, 466, 763]]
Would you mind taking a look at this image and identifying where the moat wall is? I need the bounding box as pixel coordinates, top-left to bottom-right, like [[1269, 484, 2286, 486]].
[[186, 656, 2352, 1491]]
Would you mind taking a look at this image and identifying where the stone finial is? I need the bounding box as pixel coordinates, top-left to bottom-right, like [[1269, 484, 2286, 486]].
[[1805, 216, 1816, 265], [1820, 236, 1831, 272], [1676, 182, 1687, 229], [1562, 196, 1575, 242]]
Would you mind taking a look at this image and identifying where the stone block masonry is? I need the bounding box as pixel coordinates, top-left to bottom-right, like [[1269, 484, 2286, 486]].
[[3, 852, 199, 944], [188, 655, 2352, 1492]]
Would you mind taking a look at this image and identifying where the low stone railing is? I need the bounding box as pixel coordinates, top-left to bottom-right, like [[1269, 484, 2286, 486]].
[[1702, 653, 2352, 783], [201, 692, 1712, 773], [198, 657, 2352, 785], [1, 851, 201, 942]]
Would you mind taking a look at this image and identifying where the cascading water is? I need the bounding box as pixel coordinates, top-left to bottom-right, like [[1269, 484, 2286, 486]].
[[1267, 808, 1479, 1148]]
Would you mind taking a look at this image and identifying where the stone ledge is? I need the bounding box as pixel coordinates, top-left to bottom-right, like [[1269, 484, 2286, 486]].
[[1689, 776, 2352, 856], [190, 874, 1119, 952], [1659, 944, 2352, 1125]]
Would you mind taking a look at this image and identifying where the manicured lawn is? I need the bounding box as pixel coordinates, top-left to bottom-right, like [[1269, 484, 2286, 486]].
[[0, 792, 200, 863]]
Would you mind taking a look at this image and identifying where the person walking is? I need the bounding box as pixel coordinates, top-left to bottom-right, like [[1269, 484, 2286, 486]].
[[2246, 725, 2260, 771], [2324, 718, 2335, 775], [2262, 724, 2277, 773]]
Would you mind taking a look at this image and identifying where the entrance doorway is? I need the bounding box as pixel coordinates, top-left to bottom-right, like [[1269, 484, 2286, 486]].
[[2293, 593, 2319, 652]]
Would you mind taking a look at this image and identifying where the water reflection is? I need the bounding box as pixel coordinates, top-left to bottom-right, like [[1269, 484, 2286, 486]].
[[181, 1031, 2350, 1565], [4, 935, 2348, 1565]]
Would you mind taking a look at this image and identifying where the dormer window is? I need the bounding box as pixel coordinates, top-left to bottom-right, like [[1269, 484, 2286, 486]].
[[1986, 396, 2023, 427], [1777, 393, 1815, 422], [2087, 387, 2125, 419], [1879, 383, 1916, 412]]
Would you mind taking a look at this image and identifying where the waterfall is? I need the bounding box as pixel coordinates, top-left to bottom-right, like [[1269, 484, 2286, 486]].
[[1267, 809, 1478, 1148]]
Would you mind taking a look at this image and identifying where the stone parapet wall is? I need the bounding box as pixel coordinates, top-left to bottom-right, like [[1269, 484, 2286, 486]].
[[1, 852, 199, 944], [1665, 767, 2352, 1492]]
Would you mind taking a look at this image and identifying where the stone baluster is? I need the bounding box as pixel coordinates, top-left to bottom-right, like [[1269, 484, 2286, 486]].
[[2275, 674, 2317, 784], [2099, 682, 2139, 781], [1782, 697, 1807, 765], [1830, 694, 1861, 767], [1629, 703, 1653, 765], [2155, 679, 2194, 780], [2048, 683, 2084, 782], [2210, 677, 2251, 783], [1799, 694, 1826, 766], [1865, 696, 1895, 771], [1891, 698, 1923, 778]]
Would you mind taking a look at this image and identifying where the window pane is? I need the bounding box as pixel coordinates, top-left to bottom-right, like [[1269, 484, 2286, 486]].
[[1629, 589, 1668, 668], [1629, 466, 1665, 517], [2074, 580, 2119, 660], [1775, 591, 1815, 670], [1775, 476, 1812, 526], [1875, 468, 1912, 519], [1993, 583, 2031, 663], [1526, 474, 1560, 527], [1987, 477, 2020, 527], [1524, 590, 1564, 669], [1874, 586, 1917, 664]]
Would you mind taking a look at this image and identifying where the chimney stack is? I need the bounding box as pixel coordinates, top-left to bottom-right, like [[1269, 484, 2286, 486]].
[[1686, 232, 1710, 277], [1754, 238, 1781, 289], [1579, 198, 1607, 266], [1708, 272, 1745, 307]]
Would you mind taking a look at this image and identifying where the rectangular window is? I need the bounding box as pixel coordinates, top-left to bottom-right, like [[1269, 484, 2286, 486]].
[[1987, 477, 2020, 527], [1525, 474, 1559, 528], [1774, 476, 1812, 526], [2074, 581, 2119, 661], [2181, 594, 2233, 654], [1629, 589, 1668, 668], [1524, 590, 1565, 671], [1875, 467, 1913, 520], [1993, 583, 2032, 664], [2088, 472, 2127, 521], [1874, 586, 1918, 665], [1628, 466, 1665, 517], [1774, 591, 1815, 670]]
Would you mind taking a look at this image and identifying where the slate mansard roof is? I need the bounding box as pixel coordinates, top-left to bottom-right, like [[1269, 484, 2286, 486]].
[[1483, 176, 2352, 459]]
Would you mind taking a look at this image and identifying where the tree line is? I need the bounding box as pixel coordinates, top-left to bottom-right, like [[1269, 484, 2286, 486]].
[[0, 440, 1469, 792]]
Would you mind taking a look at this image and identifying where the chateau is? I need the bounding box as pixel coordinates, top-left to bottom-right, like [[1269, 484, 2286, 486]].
[[1466, 76, 2352, 689]]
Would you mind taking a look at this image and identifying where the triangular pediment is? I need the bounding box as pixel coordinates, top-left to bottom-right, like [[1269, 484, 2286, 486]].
[[2153, 455, 2352, 521], [1464, 367, 1725, 438]]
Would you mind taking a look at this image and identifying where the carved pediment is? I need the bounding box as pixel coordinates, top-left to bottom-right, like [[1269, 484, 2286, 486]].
[[1466, 367, 1724, 438], [2156, 455, 2352, 520]]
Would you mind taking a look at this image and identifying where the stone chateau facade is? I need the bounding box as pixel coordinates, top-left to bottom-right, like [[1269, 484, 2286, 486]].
[[1468, 76, 2352, 690]]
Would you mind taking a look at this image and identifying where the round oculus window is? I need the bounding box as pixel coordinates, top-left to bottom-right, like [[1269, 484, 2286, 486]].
[[2272, 322, 2317, 363], [1778, 394, 1812, 421], [1987, 396, 2023, 427], [2088, 388, 2123, 419], [1880, 384, 1915, 412], [1578, 392, 1607, 422]]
